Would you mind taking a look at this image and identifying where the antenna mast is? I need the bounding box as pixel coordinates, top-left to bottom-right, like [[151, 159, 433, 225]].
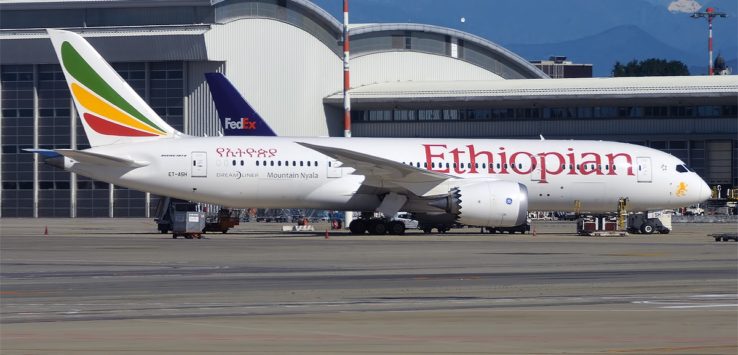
[[691, 7, 727, 75]]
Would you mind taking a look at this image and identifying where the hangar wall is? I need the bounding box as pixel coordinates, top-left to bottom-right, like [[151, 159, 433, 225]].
[[351, 52, 502, 87]]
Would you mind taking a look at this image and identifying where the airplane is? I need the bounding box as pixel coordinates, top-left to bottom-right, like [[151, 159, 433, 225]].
[[29, 29, 711, 235]]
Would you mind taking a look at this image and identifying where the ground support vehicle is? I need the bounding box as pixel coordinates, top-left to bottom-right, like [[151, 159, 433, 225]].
[[711, 233, 738, 242], [171, 208, 206, 239], [203, 208, 240, 234], [154, 198, 208, 238], [576, 215, 623, 236], [626, 211, 672, 235]]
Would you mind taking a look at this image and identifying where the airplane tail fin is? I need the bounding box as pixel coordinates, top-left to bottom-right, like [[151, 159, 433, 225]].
[[205, 73, 277, 136], [47, 29, 179, 147]]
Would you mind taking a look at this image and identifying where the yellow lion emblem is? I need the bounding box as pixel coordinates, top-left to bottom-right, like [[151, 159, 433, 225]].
[[676, 182, 687, 197]]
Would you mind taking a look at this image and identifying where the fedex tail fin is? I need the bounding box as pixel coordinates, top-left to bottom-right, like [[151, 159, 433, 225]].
[[47, 29, 179, 147], [205, 73, 277, 136]]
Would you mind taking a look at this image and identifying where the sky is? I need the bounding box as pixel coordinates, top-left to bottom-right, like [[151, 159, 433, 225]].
[[310, 0, 737, 75]]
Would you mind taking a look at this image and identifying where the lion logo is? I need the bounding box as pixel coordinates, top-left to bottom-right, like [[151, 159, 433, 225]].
[[676, 182, 688, 197]]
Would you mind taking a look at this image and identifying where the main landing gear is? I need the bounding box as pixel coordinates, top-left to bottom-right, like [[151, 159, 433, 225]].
[[349, 217, 406, 235]]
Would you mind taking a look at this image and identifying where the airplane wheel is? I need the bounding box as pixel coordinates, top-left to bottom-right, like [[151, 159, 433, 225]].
[[349, 220, 366, 235], [388, 221, 405, 235], [368, 220, 387, 235], [422, 228, 432, 234]]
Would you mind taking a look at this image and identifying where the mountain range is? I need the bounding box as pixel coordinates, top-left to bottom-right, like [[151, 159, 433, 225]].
[[312, 0, 737, 76]]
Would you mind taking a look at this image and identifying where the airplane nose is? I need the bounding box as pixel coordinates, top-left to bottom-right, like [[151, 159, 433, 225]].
[[698, 179, 711, 202]]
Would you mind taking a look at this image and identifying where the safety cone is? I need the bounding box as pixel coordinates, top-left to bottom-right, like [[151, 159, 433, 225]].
[[325, 229, 329, 240], [532, 226, 536, 237], [44, 225, 48, 236]]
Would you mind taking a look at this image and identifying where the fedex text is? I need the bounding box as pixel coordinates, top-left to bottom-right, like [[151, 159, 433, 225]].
[[225, 117, 257, 130]]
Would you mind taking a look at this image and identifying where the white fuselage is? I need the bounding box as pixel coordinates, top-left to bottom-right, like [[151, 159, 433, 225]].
[[64, 136, 710, 213]]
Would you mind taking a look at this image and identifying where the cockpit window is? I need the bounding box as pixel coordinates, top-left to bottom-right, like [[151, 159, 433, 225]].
[[676, 165, 688, 173]]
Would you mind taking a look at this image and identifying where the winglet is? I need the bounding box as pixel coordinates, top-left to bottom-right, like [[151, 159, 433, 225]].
[[24, 149, 62, 158], [55, 149, 149, 168], [205, 73, 277, 136]]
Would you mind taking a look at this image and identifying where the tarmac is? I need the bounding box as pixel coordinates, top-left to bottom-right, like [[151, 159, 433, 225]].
[[1, 219, 736, 354]]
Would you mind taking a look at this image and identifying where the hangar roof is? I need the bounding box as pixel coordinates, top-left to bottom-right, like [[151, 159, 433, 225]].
[[324, 75, 738, 107], [0, 0, 546, 78]]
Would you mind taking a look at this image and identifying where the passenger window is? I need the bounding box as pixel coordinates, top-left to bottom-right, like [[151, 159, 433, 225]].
[[240, 160, 244, 166], [232, 160, 236, 166], [307, 161, 311, 167], [300, 161, 304, 167], [270, 161, 274, 166], [315, 161, 318, 167]]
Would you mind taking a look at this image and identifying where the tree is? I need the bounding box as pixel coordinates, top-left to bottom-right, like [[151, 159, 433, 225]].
[[612, 59, 690, 77]]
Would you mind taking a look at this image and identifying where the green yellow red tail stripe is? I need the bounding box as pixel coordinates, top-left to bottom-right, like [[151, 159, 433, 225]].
[[60, 41, 165, 136]]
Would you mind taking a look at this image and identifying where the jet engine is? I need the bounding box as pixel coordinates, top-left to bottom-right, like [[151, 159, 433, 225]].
[[429, 181, 528, 227]]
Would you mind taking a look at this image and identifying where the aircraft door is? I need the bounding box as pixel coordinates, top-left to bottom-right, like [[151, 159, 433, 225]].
[[327, 160, 342, 178], [636, 157, 651, 183], [191, 151, 207, 178]]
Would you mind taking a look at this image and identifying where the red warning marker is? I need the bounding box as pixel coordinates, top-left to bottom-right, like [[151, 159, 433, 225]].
[[44, 225, 48, 236], [325, 229, 330, 240], [532, 226, 537, 237]]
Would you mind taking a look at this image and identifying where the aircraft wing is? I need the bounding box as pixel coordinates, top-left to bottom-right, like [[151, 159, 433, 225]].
[[297, 142, 453, 195], [55, 149, 149, 168]]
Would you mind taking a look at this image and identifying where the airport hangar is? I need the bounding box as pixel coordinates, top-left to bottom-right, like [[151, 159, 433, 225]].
[[0, 0, 736, 218]]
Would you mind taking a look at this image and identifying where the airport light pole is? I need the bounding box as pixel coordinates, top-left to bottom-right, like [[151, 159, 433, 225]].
[[342, 0, 351, 137], [691, 7, 727, 75], [342, 0, 353, 227]]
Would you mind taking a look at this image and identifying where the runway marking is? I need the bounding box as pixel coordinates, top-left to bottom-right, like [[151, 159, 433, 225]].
[[602, 252, 667, 257], [606, 344, 737, 353], [661, 304, 737, 309], [632, 293, 738, 309]]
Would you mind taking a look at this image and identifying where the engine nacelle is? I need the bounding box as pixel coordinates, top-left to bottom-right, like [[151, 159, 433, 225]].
[[430, 181, 528, 227]]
